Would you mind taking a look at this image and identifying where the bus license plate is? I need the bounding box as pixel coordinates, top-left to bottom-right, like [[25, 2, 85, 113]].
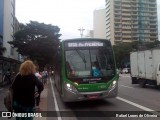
[[87, 94, 99, 99]]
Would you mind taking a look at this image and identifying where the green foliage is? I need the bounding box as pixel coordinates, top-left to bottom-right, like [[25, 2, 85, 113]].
[[113, 42, 137, 68], [8, 21, 61, 68], [113, 41, 160, 68]]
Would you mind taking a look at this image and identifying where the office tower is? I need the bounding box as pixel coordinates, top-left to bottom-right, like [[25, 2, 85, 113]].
[[105, 0, 158, 45], [93, 9, 106, 39], [0, 0, 19, 59]]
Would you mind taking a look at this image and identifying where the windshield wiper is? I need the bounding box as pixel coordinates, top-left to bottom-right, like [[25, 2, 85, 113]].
[[75, 50, 87, 69]]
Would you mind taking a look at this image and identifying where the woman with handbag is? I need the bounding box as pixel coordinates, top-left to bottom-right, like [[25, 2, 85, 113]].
[[12, 60, 43, 120]]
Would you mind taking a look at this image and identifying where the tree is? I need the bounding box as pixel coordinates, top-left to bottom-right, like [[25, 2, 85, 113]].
[[113, 41, 160, 68], [113, 42, 136, 68], [8, 21, 61, 68]]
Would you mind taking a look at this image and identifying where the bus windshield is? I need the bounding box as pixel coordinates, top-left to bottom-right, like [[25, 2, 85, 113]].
[[65, 48, 115, 78]]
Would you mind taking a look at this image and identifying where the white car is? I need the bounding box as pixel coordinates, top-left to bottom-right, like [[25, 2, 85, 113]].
[[121, 68, 128, 74]]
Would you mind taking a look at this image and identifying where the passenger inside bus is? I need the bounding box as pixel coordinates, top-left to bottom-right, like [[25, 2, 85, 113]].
[[91, 61, 101, 77]]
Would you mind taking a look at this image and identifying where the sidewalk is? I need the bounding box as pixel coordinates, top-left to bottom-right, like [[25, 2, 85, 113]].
[[34, 83, 48, 120]]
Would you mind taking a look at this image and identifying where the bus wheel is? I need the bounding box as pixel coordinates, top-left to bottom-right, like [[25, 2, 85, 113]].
[[139, 79, 146, 88]]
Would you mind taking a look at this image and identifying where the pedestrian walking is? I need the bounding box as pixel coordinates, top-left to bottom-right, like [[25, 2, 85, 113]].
[[5, 68, 12, 84], [35, 70, 43, 109], [42, 68, 48, 85], [12, 60, 43, 120]]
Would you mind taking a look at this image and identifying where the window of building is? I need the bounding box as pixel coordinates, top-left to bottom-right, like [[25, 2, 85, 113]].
[[114, 6, 121, 9], [114, 1, 121, 5], [149, 4, 156, 7], [150, 25, 156, 28], [115, 37, 121, 40], [149, 0, 156, 2], [149, 8, 156, 11]]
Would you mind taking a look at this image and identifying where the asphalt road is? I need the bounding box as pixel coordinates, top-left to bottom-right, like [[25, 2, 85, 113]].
[[0, 74, 160, 120], [47, 74, 160, 120]]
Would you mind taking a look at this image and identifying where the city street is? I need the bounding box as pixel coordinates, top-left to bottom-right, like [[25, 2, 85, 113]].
[[1, 0, 160, 120], [0, 74, 160, 120]]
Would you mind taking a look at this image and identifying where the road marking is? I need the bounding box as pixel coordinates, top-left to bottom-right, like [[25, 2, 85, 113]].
[[50, 78, 62, 120], [117, 97, 160, 116], [120, 85, 134, 88], [119, 74, 131, 78]]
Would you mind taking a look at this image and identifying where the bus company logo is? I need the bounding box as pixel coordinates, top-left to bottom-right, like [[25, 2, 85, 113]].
[[2, 112, 12, 117]]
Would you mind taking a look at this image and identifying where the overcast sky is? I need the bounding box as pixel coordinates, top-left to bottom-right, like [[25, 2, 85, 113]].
[[16, 0, 105, 39], [16, 0, 160, 39]]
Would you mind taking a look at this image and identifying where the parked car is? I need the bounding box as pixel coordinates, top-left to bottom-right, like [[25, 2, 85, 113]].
[[121, 68, 129, 74]]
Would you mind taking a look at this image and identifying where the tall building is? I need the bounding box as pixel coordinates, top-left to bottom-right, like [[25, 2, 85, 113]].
[[85, 30, 94, 38], [0, 0, 20, 60], [93, 9, 106, 39], [105, 0, 158, 45], [0, 0, 4, 45]]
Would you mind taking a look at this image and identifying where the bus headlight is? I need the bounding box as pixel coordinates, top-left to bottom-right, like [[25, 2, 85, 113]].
[[64, 82, 78, 93], [108, 80, 117, 90]]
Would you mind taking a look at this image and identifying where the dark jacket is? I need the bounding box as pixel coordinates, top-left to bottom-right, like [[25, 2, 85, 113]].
[[12, 74, 43, 107]]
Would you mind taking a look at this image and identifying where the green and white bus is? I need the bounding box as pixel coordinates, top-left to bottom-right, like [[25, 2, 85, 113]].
[[54, 38, 118, 102]]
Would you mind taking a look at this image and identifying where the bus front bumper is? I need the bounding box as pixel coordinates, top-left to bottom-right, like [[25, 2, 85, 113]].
[[62, 83, 118, 102]]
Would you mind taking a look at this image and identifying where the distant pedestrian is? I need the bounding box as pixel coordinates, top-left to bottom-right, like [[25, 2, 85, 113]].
[[35, 70, 42, 80], [42, 68, 48, 85], [6, 68, 12, 84], [12, 60, 44, 120], [35, 70, 43, 109]]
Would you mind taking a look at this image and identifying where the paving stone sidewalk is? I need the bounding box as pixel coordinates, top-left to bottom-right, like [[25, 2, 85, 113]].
[[34, 83, 48, 120]]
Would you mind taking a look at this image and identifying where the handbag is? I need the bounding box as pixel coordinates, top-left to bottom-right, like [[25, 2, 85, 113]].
[[4, 73, 18, 112], [4, 87, 14, 112]]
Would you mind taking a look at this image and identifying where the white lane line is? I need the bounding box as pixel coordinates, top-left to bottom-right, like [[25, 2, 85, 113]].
[[119, 75, 131, 78], [116, 97, 160, 116], [50, 78, 62, 120], [120, 85, 134, 88]]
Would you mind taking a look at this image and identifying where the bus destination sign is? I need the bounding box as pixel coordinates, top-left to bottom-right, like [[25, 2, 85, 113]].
[[66, 41, 104, 48]]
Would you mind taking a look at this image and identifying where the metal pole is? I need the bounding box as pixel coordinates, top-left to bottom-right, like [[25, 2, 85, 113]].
[[78, 27, 85, 38]]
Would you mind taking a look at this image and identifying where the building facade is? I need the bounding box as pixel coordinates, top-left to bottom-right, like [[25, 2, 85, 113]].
[[85, 30, 94, 38], [93, 9, 106, 39], [0, 0, 20, 60], [0, 0, 21, 84], [0, 0, 4, 45], [105, 0, 158, 45]]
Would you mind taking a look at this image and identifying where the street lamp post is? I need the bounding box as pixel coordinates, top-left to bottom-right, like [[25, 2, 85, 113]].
[[78, 27, 85, 38]]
